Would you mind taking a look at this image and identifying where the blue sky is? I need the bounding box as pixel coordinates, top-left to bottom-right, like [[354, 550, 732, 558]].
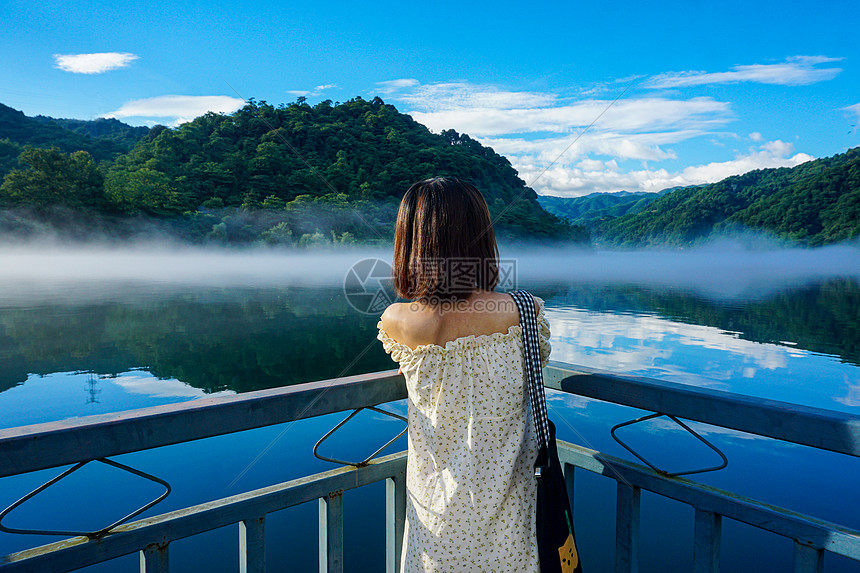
[[2, 0, 858, 196]]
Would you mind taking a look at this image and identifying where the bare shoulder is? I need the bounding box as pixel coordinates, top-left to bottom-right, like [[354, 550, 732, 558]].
[[381, 300, 435, 331], [380, 301, 442, 349], [475, 290, 541, 318], [380, 302, 409, 334]]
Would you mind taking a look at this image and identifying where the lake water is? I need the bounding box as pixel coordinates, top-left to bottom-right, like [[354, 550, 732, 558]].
[[0, 245, 859, 572]]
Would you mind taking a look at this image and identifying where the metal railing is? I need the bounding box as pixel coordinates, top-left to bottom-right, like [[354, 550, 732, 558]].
[[0, 370, 407, 573], [544, 364, 860, 573], [0, 362, 859, 572]]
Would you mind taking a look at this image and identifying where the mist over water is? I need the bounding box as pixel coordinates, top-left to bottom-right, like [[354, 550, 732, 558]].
[[2, 241, 859, 304], [514, 241, 860, 300], [0, 245, 388, 305]]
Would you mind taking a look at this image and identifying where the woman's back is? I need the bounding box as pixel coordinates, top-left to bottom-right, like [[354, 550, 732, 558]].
[[379, 177, 551, 572], [378, 292, 551, 572]]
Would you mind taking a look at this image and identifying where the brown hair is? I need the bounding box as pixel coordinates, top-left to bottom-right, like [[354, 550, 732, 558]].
[[392, 177, 499, 302]]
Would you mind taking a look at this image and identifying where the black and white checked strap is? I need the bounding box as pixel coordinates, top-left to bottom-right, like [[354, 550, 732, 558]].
[[510, 289, 551, 451]]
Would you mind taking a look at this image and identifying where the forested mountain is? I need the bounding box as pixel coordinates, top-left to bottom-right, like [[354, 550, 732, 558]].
[[598, 147, 860, 247], [0, 103, 147, 177], [32, 114, 149, 149], [537, 188, 673, 228], [0, 99, 581, 245]]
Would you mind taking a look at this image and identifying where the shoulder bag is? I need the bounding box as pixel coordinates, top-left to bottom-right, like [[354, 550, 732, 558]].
[[510, 289, 583, 573]]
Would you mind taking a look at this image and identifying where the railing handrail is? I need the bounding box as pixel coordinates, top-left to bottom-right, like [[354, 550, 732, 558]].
[[0, 370, 406, 478], [3, 362, 860, 480], [545, 361, 860, 458]]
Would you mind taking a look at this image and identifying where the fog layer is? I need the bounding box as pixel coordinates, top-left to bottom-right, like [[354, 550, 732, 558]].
[[1, 242, 858, 304]]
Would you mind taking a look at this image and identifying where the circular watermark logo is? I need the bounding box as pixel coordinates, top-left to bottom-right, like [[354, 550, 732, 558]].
[[343, 258, 396, 315]]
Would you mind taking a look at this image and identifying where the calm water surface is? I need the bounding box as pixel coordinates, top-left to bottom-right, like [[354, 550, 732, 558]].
[[1, 247, 859, 572]]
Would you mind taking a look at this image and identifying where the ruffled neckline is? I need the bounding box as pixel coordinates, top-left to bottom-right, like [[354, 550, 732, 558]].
[[376, 321, 522, 356]]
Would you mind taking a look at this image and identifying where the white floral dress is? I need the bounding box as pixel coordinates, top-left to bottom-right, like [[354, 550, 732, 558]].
[[377, 296, 551, 573]]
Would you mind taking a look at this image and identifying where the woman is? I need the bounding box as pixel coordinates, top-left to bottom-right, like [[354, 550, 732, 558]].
[[378, 177, 551, 572]]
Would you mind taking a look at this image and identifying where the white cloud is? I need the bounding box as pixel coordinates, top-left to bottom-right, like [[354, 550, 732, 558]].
[[480, 129, 701, 163], [577, 158, 606, 171], [380, 78, 817, 196], [578, 75, 646, 97], [381, 81, 732, 175], [513, 141, 814, 196], [287, 84, 338, 98], [54, 52, 138, 74], [408, 96, 730, 138], [395, 81, 558, 112], [104, 95, 245, 126], [376, 78, 420, 93], [844, 103, 860, 132], [646, 56, 842, 88], [680, 141, 812, 183]]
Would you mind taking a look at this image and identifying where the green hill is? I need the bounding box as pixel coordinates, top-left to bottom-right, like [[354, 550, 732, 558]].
[[0, 103, 147, 177], [599, 147, 860, 247], [32, 114, 149, 150], [0, 98, 583, 245]]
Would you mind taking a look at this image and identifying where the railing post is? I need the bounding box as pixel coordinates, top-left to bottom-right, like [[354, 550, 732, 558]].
[[386, 474, 406, 573], [793, 542, 824, 573], [693, 509, 721, 573], [140, 543, 169, 573], [319, 491, 344, 573], [240, 516, 266, 573], [615, 483, 640, 573]]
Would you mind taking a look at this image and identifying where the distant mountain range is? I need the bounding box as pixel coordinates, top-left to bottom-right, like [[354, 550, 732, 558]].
[[537, 188, 674, 228]]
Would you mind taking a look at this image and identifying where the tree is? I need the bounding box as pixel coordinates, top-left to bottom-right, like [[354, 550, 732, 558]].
[[0, 146, 106, 210], [104, 167, 186, 216], [260, 222, 294, 245]]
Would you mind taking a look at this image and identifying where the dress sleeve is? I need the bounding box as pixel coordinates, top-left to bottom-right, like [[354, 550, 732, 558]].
[[377, 319, 406, 363], [534, 296, 552, 368]]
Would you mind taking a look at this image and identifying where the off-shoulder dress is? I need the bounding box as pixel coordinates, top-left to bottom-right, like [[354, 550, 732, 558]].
[[377, 295, 552, 573]]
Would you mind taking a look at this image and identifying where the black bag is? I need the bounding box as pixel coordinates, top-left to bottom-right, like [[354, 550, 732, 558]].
[[511, 290, 582, 573]]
